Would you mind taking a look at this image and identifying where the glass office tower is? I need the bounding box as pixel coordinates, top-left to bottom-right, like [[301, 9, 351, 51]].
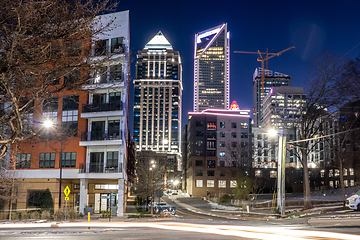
[[194, 23, 230, 112]]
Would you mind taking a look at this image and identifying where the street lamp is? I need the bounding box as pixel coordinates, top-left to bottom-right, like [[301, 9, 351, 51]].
[[268, 128, 286, 217], [44, 119, 63, 209], [149, 162, 156, 214]]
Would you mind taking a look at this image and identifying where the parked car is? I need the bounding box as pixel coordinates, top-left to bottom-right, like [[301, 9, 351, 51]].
[[346, 190, 360, 210]]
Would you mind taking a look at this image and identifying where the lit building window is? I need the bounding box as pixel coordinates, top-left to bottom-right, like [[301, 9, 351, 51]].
[[207, 180, 214, 187], [230, 180, 237, 188], [195, 180, 203, 188], [218, 180, 226, 188]]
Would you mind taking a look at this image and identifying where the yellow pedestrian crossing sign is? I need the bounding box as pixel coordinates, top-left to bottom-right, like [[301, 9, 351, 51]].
[[65, 197, 69, 201], [64, 186, 71, 197]]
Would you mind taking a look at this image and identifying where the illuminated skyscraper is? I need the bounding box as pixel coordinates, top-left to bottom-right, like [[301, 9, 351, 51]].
[[194, 23, 230, 112], [133, 31, 182, 154]]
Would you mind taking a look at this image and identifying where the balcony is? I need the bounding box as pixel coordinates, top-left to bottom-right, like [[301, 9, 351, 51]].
[[79, 130, 122, 146], [81, 102, 123, 118], [83, 102, 122, 113], [79, 163, 121, 173], [78, 163, 122, 179]]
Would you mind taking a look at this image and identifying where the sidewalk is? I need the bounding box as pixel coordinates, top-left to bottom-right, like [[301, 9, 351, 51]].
[[0, 195, 138, 226]]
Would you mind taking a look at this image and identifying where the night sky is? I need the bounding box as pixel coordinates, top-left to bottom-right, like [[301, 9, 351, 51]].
[[116, 0, 360, 136]]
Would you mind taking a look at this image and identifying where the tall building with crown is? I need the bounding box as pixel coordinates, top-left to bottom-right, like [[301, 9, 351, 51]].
[[253, 68, 291, 127], [194, 23, 230, 112], [133, 31, 182, 155]]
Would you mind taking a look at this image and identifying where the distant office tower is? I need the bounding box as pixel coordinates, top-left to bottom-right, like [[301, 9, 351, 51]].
[[194, 23, 230, 112], [133, 31, 182, 154], [253, 68, 291, 127], [262, 86, 306, 128]]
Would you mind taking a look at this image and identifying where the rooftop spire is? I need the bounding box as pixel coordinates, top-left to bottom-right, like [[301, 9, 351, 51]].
[[145, 31, 173, 50]]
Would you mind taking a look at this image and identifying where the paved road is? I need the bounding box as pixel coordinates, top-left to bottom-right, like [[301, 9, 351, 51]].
[[2, 195, 360, 239], [161, 195, 232, 221], [0, 227, 245, 240]]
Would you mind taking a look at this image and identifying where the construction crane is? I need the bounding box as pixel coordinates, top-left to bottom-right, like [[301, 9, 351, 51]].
[[234, 46, 295, 101]]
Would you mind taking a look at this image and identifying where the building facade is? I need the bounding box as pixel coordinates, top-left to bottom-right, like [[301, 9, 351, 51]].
[[253, 87, 305, 172], [261, 86, 306, 128], [253, 68, 291, 127], [133, 31, 182, 155], [185, 107, 252, 197], [11, 11, 130, 216], [194, 24, 230, 112]]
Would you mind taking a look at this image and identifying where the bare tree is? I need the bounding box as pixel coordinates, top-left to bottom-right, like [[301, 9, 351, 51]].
[[294, 50, 359, 209], [0, 144, 24, 220], [320, 103, 360, 204], [134, 151, 165, 214], [0, 0, 116, 159]]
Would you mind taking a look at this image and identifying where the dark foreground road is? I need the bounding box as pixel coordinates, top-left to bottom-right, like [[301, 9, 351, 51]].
[[0, 227, 249, 240]]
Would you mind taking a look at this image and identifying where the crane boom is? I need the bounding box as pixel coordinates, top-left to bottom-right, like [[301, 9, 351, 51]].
[[234, 46, 295, 102]]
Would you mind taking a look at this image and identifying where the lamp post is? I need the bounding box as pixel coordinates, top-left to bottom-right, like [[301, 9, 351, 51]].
[[268, 128, 286, 217], [149, 162, 156, 214], [44, 119, 63, 209]]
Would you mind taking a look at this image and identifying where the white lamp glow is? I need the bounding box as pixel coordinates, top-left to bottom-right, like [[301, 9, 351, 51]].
[[43, 120, 53, 129], [267, 128, 277, 137]]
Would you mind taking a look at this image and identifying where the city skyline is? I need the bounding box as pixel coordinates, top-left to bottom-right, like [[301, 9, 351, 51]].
[[118, 0, 360, 134]]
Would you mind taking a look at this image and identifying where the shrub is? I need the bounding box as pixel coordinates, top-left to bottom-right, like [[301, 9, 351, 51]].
[[41, 210, 51, 220], [219, 194, 233, 204], [10, 212, 20, 221], [29, 211, 40, 220], [38, 189, 54, 212], [67, 209, 78, 220], [21, 211, 30, 220], [53, 210, 65, 221], [101, 210, 111, 218]]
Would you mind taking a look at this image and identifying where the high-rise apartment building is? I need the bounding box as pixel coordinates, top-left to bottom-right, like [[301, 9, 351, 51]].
[[133, 31, 182, 154], [194, 23, 230, 112], [10, 11, 130, 217], [253, 68, 291, 127]]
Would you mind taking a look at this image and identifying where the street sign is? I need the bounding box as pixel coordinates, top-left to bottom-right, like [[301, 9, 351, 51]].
[[64, 186, 71, 197], [65, 196, 69, 201], [155, 189, 163, 198]]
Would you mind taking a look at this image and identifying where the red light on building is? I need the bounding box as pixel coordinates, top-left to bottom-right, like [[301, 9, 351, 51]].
[[229, 101, 239, 110]]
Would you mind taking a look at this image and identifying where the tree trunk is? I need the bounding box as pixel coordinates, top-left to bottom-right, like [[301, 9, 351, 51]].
[[8, 159, 16, 221], [302, 144, 313, 209], [339, 157, 346, 206], [150, 196, 154, 214]]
